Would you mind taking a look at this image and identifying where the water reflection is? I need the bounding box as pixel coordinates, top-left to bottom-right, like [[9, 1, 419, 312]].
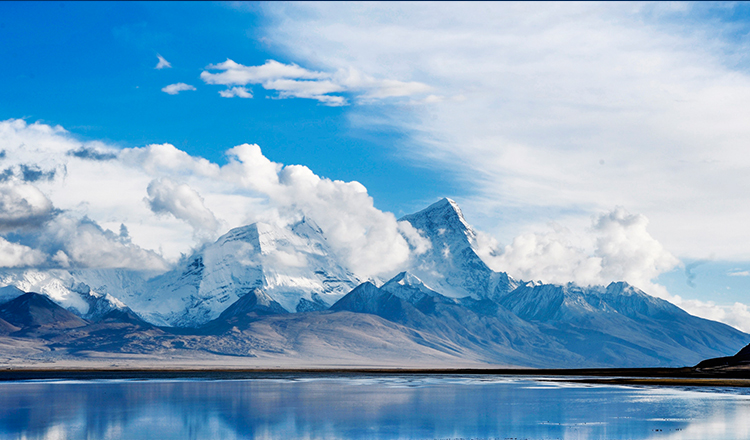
[[0, 376, 749, 440]]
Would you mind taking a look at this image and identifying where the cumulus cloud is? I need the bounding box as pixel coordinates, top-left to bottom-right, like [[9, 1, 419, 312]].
[[0, 183, 56, 232], [0, 237, 46, 268], [474, 206, 750, 330], [200, 59, 430, 105], [1, 117, 749, 330], [37, 215, 168, 271], [0, 119, 422, 278], [155, 54, 172, 70], [218, 86, 252, 98], [594, 208, 680, 289], [480, 208, 679, 293], [201, 59, 327, 84], [0, 182, 167, 271], [221, 143, 417, 277], [146, 178, 220, 236], [161, 83, 196, 95]]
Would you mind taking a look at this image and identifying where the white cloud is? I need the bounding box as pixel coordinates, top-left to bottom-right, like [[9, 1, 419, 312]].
[[1, 118, 748, 330], [201, 59, 327, 84], [37, 215, 169, 271], [161, 83, 196, 95], [155, 54, 172, 70], [674, 298, 750, 334], [478, 208, 679, 295], [0, 237, 46, 268], [728, 270, 750, 277], [397, 220, 431, 255], [0, 182, 167, 271], [0, 119, 420, 279], [257, 2, 750, 264], [119, 142, 219, 177], [218, 86, 253, 98], [250, 2, 750, 330], [0, 183, 55, 232], [146, 178, 220, 237], [594, 208, 680, 290], [200, 59, 431, 105], [221, 143, 416, 277]]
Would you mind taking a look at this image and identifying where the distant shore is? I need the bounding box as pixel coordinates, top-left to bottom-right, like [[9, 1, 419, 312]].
[[1, 366, 749, 385]]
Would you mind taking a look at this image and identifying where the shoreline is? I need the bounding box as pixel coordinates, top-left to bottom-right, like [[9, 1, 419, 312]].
[[1, 366, 749, 385]]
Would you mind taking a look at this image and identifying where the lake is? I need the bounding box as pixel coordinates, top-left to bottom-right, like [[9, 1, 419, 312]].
[[1, 375, 749, 439]]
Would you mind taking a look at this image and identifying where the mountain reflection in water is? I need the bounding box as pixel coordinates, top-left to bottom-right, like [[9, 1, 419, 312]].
[[1, 376, 749, 440]]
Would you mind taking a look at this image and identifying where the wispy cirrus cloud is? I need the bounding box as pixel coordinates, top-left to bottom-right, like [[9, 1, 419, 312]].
[[257, 2, 750, 263], [161, 82, 196, 95], [200, 59, 431, 105]]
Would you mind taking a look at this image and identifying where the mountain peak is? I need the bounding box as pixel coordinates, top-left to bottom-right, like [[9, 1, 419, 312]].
[[401, 198, 471, 233], [140, 215, 359, 326], [385, 271, 423, 287], [0, 292, 88, 330], [215, 223, 261, 247], [217, 287, 288, 320], [399, 198, 494, 299]]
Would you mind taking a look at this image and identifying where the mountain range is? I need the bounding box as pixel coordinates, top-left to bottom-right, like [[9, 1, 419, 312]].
[[0, 198, 746, 368]]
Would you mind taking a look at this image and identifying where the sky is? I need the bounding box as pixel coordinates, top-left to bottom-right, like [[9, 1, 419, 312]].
[[2, 1, 750, 330]]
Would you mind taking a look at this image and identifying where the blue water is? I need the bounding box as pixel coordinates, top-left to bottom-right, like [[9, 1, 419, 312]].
[[1, 375, 749, 440]]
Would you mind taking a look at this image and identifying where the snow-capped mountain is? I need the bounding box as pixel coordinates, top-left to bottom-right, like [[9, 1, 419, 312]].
[[400, 198, 518, 300], [0, 197, 747, 368], [124, 218, 360, 326], [0, 268, 143, 321]]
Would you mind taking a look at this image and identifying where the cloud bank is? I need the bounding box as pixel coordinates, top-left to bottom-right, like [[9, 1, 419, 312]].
[[0, 119, 421, 278], [477, 207, 679, 294]]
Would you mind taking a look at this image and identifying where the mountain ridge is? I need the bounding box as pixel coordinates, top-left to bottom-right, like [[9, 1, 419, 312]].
[[0, 197, 746, 368]]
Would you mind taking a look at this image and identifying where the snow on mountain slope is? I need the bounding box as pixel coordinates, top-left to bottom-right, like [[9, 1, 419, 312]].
[[400, 198, 518, 300], [127, 218, 360, 327], [0, 269, 139, 321], [380, 271, 453, 305]]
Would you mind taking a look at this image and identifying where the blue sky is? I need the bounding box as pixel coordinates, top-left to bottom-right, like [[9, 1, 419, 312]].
[[0, 2, 452, 215], [2, 2, 750, 329]]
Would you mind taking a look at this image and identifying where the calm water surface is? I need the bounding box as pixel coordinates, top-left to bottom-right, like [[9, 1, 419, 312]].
[[1, 375, 749, 440]]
